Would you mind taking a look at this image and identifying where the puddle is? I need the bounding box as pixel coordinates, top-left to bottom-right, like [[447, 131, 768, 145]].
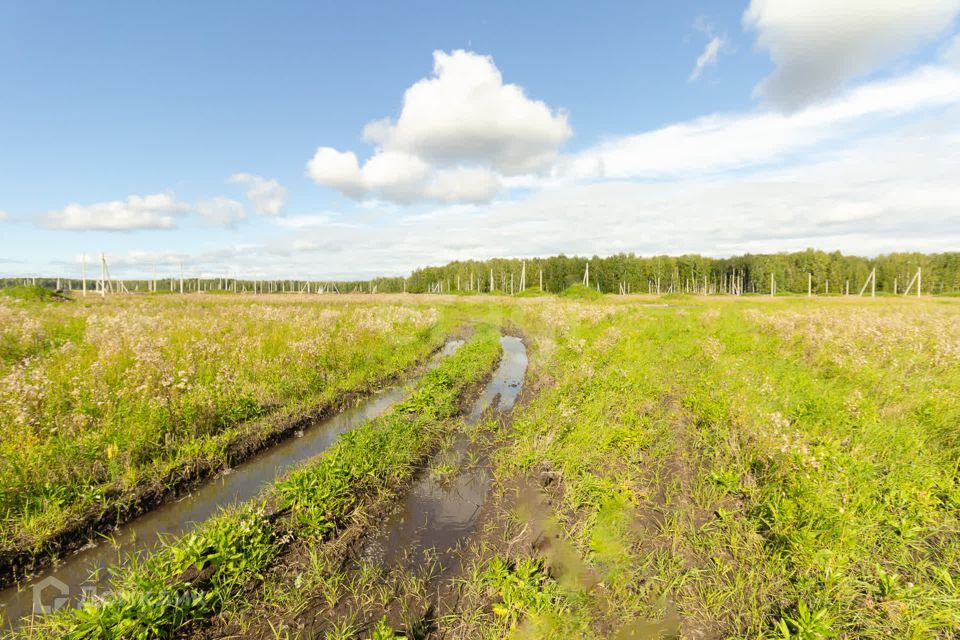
[[0, 340, 463, 630], [362, 335, 527, 576]]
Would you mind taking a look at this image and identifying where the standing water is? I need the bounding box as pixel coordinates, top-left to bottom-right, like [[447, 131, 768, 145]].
[[0, 340, 463, 630], [362, 335, 527, 574]]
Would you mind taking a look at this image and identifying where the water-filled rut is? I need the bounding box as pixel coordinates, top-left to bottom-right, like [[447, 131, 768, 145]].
[[0, 340, 464, 629], [363, 335, 527, 576]]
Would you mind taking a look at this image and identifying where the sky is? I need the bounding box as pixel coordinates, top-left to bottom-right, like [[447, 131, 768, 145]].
[[1, 1, 959, 280]]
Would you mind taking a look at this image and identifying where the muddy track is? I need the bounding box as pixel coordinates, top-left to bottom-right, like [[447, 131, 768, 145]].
[[0, 335, 462, 604], [190, 335, 529, 640]]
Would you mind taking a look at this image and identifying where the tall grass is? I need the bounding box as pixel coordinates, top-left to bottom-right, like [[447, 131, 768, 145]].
[[18, 326, 502, 640], [0, 296, 446, 556]]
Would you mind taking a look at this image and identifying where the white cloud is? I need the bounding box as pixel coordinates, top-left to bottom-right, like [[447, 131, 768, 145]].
[[196, 197, 247, 228], [42, 193, 190, 230], [306, 49, 570, 203], [0, 210, 8, 222], [228, 173, 288, 216], [690, 36, 724, 81], [360, 150, 432, 202], [744, 0, 960, 109], [380, 50, 571, 174], [557, 63, 960, 181], [307, 147, 365, 196], [425, 168, 502, 203], [274, 214, 333, 230]]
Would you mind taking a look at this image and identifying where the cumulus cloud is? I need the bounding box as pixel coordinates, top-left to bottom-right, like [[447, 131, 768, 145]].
[[42, 193, 190, 231], [425, 168, 502, 203], [306, 49, 570, 203], [228, 173, 288, 216], [196, 197, 247, 228], [744, 0, 960, 109], [690, 36, 724, 81]]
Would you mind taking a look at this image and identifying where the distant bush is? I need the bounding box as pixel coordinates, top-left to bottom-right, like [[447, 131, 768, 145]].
[[0, 285, 68, 302], [559, 283, 603, 300], [514, 287, 548, 298]]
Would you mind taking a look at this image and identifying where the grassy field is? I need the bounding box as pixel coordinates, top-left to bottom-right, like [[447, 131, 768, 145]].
[[3, 291, 959, 639], [0, 292, 453, 578]]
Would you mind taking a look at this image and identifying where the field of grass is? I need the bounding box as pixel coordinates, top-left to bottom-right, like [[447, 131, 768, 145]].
[[449, 297, 960, 639], [0, 292, 452, 576], [2, 291, 959, 639]]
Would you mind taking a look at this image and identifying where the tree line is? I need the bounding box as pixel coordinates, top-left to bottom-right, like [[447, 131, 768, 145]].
[[6, 249, 960, 297], [405, 250, 960, 295]]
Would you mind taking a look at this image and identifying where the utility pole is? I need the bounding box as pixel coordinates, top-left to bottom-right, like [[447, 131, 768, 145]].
[[99, 253, 110, 297], [859, 268, 876, 297]]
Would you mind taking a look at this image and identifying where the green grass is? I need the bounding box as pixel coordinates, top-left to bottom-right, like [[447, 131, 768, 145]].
[[557, 284, 603, 300], [0, 285, 67, 302], [7, 295, 960, 639], [19, 326, 502, 639], [453, 298, 960, 639], [0, 297, 451, 568]]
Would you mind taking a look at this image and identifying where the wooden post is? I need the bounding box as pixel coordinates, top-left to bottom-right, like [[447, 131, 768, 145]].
[[510, 273, 514, 295], [490, 268, 494, 292], [903, 267, 922, 298], [918, 267, 922, 298], [770, 272, 775, 296], [520, 261, 526, 292], [583, 262, 590, 287], [99, 253, 109, 297], [179, 263, 184, 295], [808, 273, 812, 297], [825, 279, 829, 295], [539, 269, 543, 292]]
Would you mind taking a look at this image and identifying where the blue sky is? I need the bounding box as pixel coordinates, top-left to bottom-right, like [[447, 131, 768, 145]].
[[1, 1, 959, 279]]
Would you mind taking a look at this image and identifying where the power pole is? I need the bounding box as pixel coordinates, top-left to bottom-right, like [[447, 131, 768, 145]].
[[859, 268, 876, 297], [99, 253, 111, 297]]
